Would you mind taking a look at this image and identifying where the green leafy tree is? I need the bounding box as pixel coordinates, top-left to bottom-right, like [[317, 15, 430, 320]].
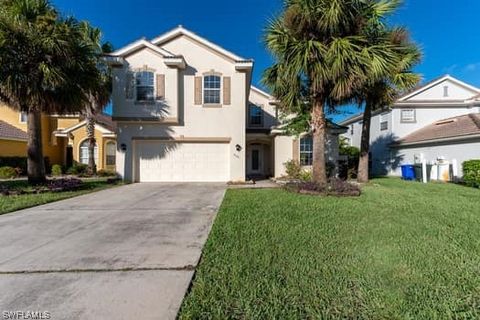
[[263, 0, 400, 185], [0, 0, 101, 184], [356, 27, 421, 183]]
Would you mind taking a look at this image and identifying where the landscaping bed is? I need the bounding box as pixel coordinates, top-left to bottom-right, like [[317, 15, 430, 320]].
[[179, 178, 480, 319]]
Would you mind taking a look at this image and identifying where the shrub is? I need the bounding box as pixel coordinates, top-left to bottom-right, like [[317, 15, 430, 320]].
[[284, 160, 303, 179], [51, 164, 63, 176], [47, 178, 83, 192], [463, 160, 480, 188], [97, 169, 116, 177], [285, 178, 361, 197], [0, 166, 17, 179], [0, 157, 27, 173], [66, 163, 88, 176]]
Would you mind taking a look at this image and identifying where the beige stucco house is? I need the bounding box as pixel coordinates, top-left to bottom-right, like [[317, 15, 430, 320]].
[[107, 26, 346, 182]]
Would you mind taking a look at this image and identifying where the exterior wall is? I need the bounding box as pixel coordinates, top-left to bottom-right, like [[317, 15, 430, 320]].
[[0, 140, 27, 156], [113, 36, 247, 182], [69, 126, 113, 170], [408, 79, 475, 101], [0, 104, 27, 131], [391, 140, 480, 178]]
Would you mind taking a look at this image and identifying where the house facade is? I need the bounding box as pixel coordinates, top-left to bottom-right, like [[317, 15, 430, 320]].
[[0, 104, 117, 171], [108, 26, 346, 183], [341, 75, 480, 177]]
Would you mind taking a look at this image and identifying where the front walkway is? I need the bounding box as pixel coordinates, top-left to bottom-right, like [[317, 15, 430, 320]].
[[0, 183, 226, 320]]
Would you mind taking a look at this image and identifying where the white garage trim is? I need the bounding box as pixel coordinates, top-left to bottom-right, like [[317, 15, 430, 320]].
[[132, 138, 231, 182]]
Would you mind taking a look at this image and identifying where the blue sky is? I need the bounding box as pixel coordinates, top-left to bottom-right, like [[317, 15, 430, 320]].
[[53, 0, 480, 122]]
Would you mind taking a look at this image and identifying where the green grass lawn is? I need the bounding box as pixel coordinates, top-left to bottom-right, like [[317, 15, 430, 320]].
[[0, 178, 121, 215], [179, 178, 480, 319]]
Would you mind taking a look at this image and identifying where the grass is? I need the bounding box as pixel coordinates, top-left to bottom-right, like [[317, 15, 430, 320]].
[[0, 178, 121, 215], [179, 178, 480, 319]]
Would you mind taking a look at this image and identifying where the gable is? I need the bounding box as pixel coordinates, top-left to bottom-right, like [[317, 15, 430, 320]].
[[399, 76, 480, 102]]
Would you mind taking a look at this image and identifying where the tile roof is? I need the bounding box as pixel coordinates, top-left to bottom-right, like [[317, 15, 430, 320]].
[[0, 120, 28, 141], [398, 113, 480, 144]]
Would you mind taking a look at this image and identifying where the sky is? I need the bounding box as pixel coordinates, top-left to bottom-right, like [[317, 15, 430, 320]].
[[53, 0, 480, 122]]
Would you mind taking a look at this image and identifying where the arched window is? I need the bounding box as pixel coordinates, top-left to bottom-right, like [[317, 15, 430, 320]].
[[79, 140, 98, 165], [204, 75, 221, 104], [136, 71, 155, 101], [105, 141, 116, 166]]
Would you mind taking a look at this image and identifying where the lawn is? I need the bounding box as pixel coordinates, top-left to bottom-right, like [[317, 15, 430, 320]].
[[179, 178, 480, 319], [0, 178, 121, 215]]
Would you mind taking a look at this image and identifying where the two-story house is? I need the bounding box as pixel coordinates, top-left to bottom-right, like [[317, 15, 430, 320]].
[[340, 75, 480, 177], [107, 26, 347, 182]]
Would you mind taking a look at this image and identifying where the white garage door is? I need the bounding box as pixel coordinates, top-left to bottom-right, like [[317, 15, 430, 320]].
[[136, 141, 230, 182]]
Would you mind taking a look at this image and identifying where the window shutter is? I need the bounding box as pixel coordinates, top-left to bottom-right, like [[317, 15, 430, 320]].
[[194, 77, 202, 105], [223, 77, 231, 105], [156, 74, 165, 100], [292, 139, 300, 162], [126, 72, 134, 99]]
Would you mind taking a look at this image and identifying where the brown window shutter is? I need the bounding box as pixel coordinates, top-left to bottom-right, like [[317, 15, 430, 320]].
[[156, 74, 165, 100], [223, 77, 231, 105], [194, 76, 202, 105], [292, 139, 300, 162]]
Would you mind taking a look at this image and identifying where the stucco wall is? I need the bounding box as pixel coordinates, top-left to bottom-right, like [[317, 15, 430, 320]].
[[113, 36, 247, 181], [0, 140, 27, 157], [248, 88, 278, 129]]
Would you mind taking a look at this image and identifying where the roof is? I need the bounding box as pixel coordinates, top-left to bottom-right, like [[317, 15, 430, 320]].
[[0, 120, 28, 141], [55, 114, 116, 137], [395, 113, 480, 146], [109, 38, 174, 57]]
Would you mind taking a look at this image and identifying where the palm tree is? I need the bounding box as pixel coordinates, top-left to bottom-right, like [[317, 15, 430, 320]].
[[263, 0, 400, 185], [356, 28, 422, 183], [79, 22, 113, 176], [0, 0, 100, 184]]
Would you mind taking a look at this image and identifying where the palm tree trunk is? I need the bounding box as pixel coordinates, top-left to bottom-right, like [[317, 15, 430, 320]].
[[27, 109, 46, 184], [311, 99, 327, 185], [358, 102, 372, 183], [86, 109, 96, 175]]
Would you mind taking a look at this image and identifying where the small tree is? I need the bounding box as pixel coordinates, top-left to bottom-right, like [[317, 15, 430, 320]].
[[0, 0, 101, 184], [263, 0, 400, 185]]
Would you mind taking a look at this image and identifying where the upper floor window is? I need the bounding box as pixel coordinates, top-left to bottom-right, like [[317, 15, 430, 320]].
[[380, 113, 389, 131], [204, 75, 221, 104], [249, 104, 263, 126], [136, 71, 155, 101], [350, 125, 354, 135], [300, 136, 313, 166], [401, 109, 416, 123], [19, 112, 27, 123]]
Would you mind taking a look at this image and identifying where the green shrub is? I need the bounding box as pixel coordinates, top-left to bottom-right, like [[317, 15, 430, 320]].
[[463, 160, 480, 188], [284, 160, 303, 179], [0, 166, 17, 179], [51, 164, 63, 176], [0, 157, 27, 173], [97, 169, 116, 177], [66, 163, 88, 176]]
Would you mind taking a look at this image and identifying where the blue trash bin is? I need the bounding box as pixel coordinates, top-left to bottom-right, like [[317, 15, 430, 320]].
[[401, 165, 416, 180]]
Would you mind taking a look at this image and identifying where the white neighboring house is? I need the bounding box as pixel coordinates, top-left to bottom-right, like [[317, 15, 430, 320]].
[[340, 75, 480, 178], [106, 26, 346, 182]]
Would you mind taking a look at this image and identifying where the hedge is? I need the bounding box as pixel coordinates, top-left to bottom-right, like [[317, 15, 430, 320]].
[[0, 157, 51, 175], [463, 160, 480, 188]]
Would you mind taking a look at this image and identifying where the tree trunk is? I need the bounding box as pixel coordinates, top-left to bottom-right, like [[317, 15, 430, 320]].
[[27, 109, 46, 184], [357, 102, 372, 183], [311, 99, 327, 185], [86, 108, 97, 176]]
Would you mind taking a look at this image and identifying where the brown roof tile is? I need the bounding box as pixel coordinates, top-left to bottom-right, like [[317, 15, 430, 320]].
[[399, 113, 480, 144], [0, 120, 28, 141]]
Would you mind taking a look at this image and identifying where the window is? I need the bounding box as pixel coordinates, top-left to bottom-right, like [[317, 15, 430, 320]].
[[249, 104, 263, 126], [350, 125, 354, 135], [106, 142, 116, 166], [19, 112, 27, 123], [204, 75, 221, 104], [401, 109, 416, 123], [380, 113, 389, 131], [136, 71, 154, 101], [79, 140, 98, 165], [300, 136, 313, 166]]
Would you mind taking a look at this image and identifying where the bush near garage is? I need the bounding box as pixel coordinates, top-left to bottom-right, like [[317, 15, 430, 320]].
[[463, 160, 480, 188], [0, 166, 17, 179]]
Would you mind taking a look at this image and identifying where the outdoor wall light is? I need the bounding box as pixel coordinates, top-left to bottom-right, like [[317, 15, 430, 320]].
[[236, 144, 242, 152], [120, 143, 127, 151]]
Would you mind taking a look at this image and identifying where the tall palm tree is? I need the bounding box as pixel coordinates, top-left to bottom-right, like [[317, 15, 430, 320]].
[[263, 0, 400, 185], [356, 28, 422, 183], [79, 22, 113, 175], [0, 0, 100, 184]]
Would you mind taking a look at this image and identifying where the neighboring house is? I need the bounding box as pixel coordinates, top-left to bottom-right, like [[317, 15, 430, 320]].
[[340, 75, 480, 177], [107, 26, 346, 182], [0, 104, 117, 171]]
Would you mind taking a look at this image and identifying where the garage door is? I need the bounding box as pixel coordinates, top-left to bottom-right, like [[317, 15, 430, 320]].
[[135, 141, 230, 182]]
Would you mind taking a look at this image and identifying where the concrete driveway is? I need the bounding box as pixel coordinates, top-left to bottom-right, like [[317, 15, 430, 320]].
[[0, 183, 226, 320]]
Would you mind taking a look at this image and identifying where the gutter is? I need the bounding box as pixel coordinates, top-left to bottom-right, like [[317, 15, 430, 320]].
[[391, 133, 480, 148]]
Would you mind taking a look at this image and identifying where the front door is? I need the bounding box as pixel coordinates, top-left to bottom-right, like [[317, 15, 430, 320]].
[[249, 145, 263, 175]]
